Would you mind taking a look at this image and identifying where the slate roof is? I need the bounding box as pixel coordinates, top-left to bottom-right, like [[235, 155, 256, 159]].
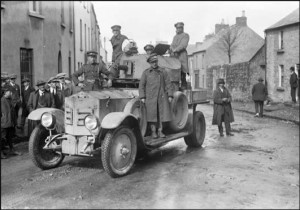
[[265, 8, 299, 31]]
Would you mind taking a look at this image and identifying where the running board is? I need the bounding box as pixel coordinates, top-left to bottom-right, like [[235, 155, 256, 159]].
[[144, 131, 190, 147]]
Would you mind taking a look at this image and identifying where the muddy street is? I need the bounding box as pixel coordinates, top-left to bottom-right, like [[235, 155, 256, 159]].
[[1, 104, 299, 209]]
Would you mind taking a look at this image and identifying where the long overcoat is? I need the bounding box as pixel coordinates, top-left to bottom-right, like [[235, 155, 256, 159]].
[[27, 90, 55, 113], [170, 32, 190, 73], [252, 82, 268, 101], [8, 83, 21, 107], [212, 87, 234, 126], [290, 72, 298, 88], [1, 96, 16, 128], [139, 67, 173, 122], [21, 86, 35, 117]]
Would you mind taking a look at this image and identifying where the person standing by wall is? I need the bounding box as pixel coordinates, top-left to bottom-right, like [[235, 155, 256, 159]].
[[1, 88, 22, 158], [289, 66, 298, 103], [20, 78, 35, 130], [170, 22, 190, 90], [139, 53, 173, 138], [252, 77, 268, 117], [212, 78, 234, 137]]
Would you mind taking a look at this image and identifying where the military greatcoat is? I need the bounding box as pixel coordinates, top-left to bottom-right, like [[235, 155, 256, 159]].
[[72, 62, 114, 91], [110, 34, 128, 64], [212, 87, 234, 126], [139, 67, 173, 123], [170, 32, 190, 73]]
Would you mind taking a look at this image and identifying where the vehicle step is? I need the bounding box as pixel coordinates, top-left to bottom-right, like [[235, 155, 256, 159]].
[[144, 131, 190, 146]]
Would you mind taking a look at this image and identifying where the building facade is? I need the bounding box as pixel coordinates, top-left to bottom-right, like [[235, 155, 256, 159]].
[[1, 1, 75, 85], [265, 8, 299, 102]]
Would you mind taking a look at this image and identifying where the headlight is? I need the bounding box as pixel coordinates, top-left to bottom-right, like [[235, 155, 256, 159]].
[[41, 112, 56, 128], [84, 115, 98, 130]]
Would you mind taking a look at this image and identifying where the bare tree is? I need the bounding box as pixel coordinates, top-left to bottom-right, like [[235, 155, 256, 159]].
[[218, 27, 241, 63]]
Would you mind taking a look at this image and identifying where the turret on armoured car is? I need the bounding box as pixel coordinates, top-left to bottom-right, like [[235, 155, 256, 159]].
[[28, 44, 208, 178]]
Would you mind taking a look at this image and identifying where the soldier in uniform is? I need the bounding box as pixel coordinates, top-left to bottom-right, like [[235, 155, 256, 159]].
[[139, 53, 173, 139], [144, 44, 154, 55], [72, 51, 113, 91], [110, 25, 128, 78], [170, 22, 190, 90]]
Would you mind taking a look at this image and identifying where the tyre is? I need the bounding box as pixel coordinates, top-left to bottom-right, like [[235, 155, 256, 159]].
[[28, 124, 65, 170], [169, 91, 189, 132], [101, 126, 137, 178], [123, 98, 147, 137], [184, 111, 206, 147]]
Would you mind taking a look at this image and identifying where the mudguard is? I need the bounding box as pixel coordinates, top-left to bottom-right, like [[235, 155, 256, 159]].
[[101, 112, 138, 129], [27, 108, 65, 133]]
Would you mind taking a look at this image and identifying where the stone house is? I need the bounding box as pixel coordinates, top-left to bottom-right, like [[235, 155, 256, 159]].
[[264, 8, 299, 102], [189, 11, 264, 90]]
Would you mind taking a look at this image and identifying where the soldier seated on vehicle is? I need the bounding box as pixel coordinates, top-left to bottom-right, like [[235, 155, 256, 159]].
[[72, 51, 114, 91], [144, 44, 154, 55]]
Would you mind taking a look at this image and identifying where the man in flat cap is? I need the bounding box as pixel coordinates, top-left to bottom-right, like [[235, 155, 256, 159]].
[[72, 50, 113, 91], [1, 87, 22, 157], [20, 78, 35, 130], [170, 22, 190, 90], [212, 78, 234, 137], [110, 25, 129, 78], [48, 77, 63, 109], [1, 72, 10, 97], [139, 53, 173, 139], [144, 44, 154, 55], [252, 77, 268, 118]]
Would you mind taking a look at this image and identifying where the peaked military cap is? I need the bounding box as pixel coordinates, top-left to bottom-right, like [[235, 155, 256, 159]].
[[144, 44, 154, 51], [36, 80, 46, 86], [111, 25, 121, 31], [10, 74, 17, 79], [174, 22, 184, 28], [217, 78, 225, 84], [22, 77, 30, 83], [147, 53, 158, 63], [86, 50, 98, 57]]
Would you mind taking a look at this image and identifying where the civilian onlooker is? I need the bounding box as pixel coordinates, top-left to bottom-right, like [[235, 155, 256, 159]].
[[48, 77, 63, 109], [1, 88, 22, 158], [20, 78, 35, 130], [252, 77, 268, 118], [289, 66, 298, 103], [1, 72, 9, 97], [8, 74, 22, 132], [212, 78, 234, 137], [63, 77, 74, 97]]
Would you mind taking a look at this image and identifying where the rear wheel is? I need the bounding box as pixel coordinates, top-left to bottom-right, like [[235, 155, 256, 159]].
[[101, 126, 137, 178], [169, 91, 189, 132], [28, 124, 65, 169], [184, 111, 206, 147]]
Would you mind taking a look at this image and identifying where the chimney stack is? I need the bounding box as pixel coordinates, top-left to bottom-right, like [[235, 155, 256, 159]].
[[236, 10, 247, 26], [215, 19, 229, 34]]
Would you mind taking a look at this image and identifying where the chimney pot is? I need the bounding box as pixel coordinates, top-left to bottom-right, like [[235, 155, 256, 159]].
[[221, 19, 224, 24], [242, 10, 245, 17]]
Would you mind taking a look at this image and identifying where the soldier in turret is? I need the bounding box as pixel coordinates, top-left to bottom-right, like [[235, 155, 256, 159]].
[[170, 22, 190, 90], [72, 51, 113, 91]]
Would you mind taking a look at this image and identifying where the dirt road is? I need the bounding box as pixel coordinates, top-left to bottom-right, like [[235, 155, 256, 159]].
[[1, 104, 299, 209]]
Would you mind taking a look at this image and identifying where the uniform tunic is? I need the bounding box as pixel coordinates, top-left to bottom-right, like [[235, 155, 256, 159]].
[[72, 62, 114, 91], [139, 67, 173, 122], [110, 34, 128, 64], [170, 32, 190, 73]]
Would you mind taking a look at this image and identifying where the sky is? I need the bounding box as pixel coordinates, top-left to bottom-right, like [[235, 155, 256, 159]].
[[92, 1, 299, 62]]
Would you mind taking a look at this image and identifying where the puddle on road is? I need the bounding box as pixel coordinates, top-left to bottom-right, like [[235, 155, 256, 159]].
[[225, 145, 275, 154]]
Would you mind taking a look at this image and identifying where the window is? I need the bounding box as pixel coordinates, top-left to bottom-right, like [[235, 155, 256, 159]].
[[69, 1, 73, 31], [80, 19, 83, 51], [20, 48, 33, 83], [278, 65, 284, 87], [195, 73, 199, 88], [61, 1, 64, 24], [201, 54, 204, 69], [29, 1, 40, 13], [85, 24, 87, 52], [88, 27, 90, 51], [279, 31, 284, 49], [68, 55, 71, 76], [58, 51, 62, 73], [87, 2, 89, 12], [202, 75, 205, 88]]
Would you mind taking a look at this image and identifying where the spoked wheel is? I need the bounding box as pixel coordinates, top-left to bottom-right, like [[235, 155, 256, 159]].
[[28, 124, 65, 170], [101, 126, 137, 178], [184, 111, 206, 147]]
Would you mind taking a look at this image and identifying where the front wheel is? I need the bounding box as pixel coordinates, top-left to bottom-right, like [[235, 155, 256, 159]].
[[28, 124, 65, 170], [184, 111, 206, 147], [101, 126, 137, 178]]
